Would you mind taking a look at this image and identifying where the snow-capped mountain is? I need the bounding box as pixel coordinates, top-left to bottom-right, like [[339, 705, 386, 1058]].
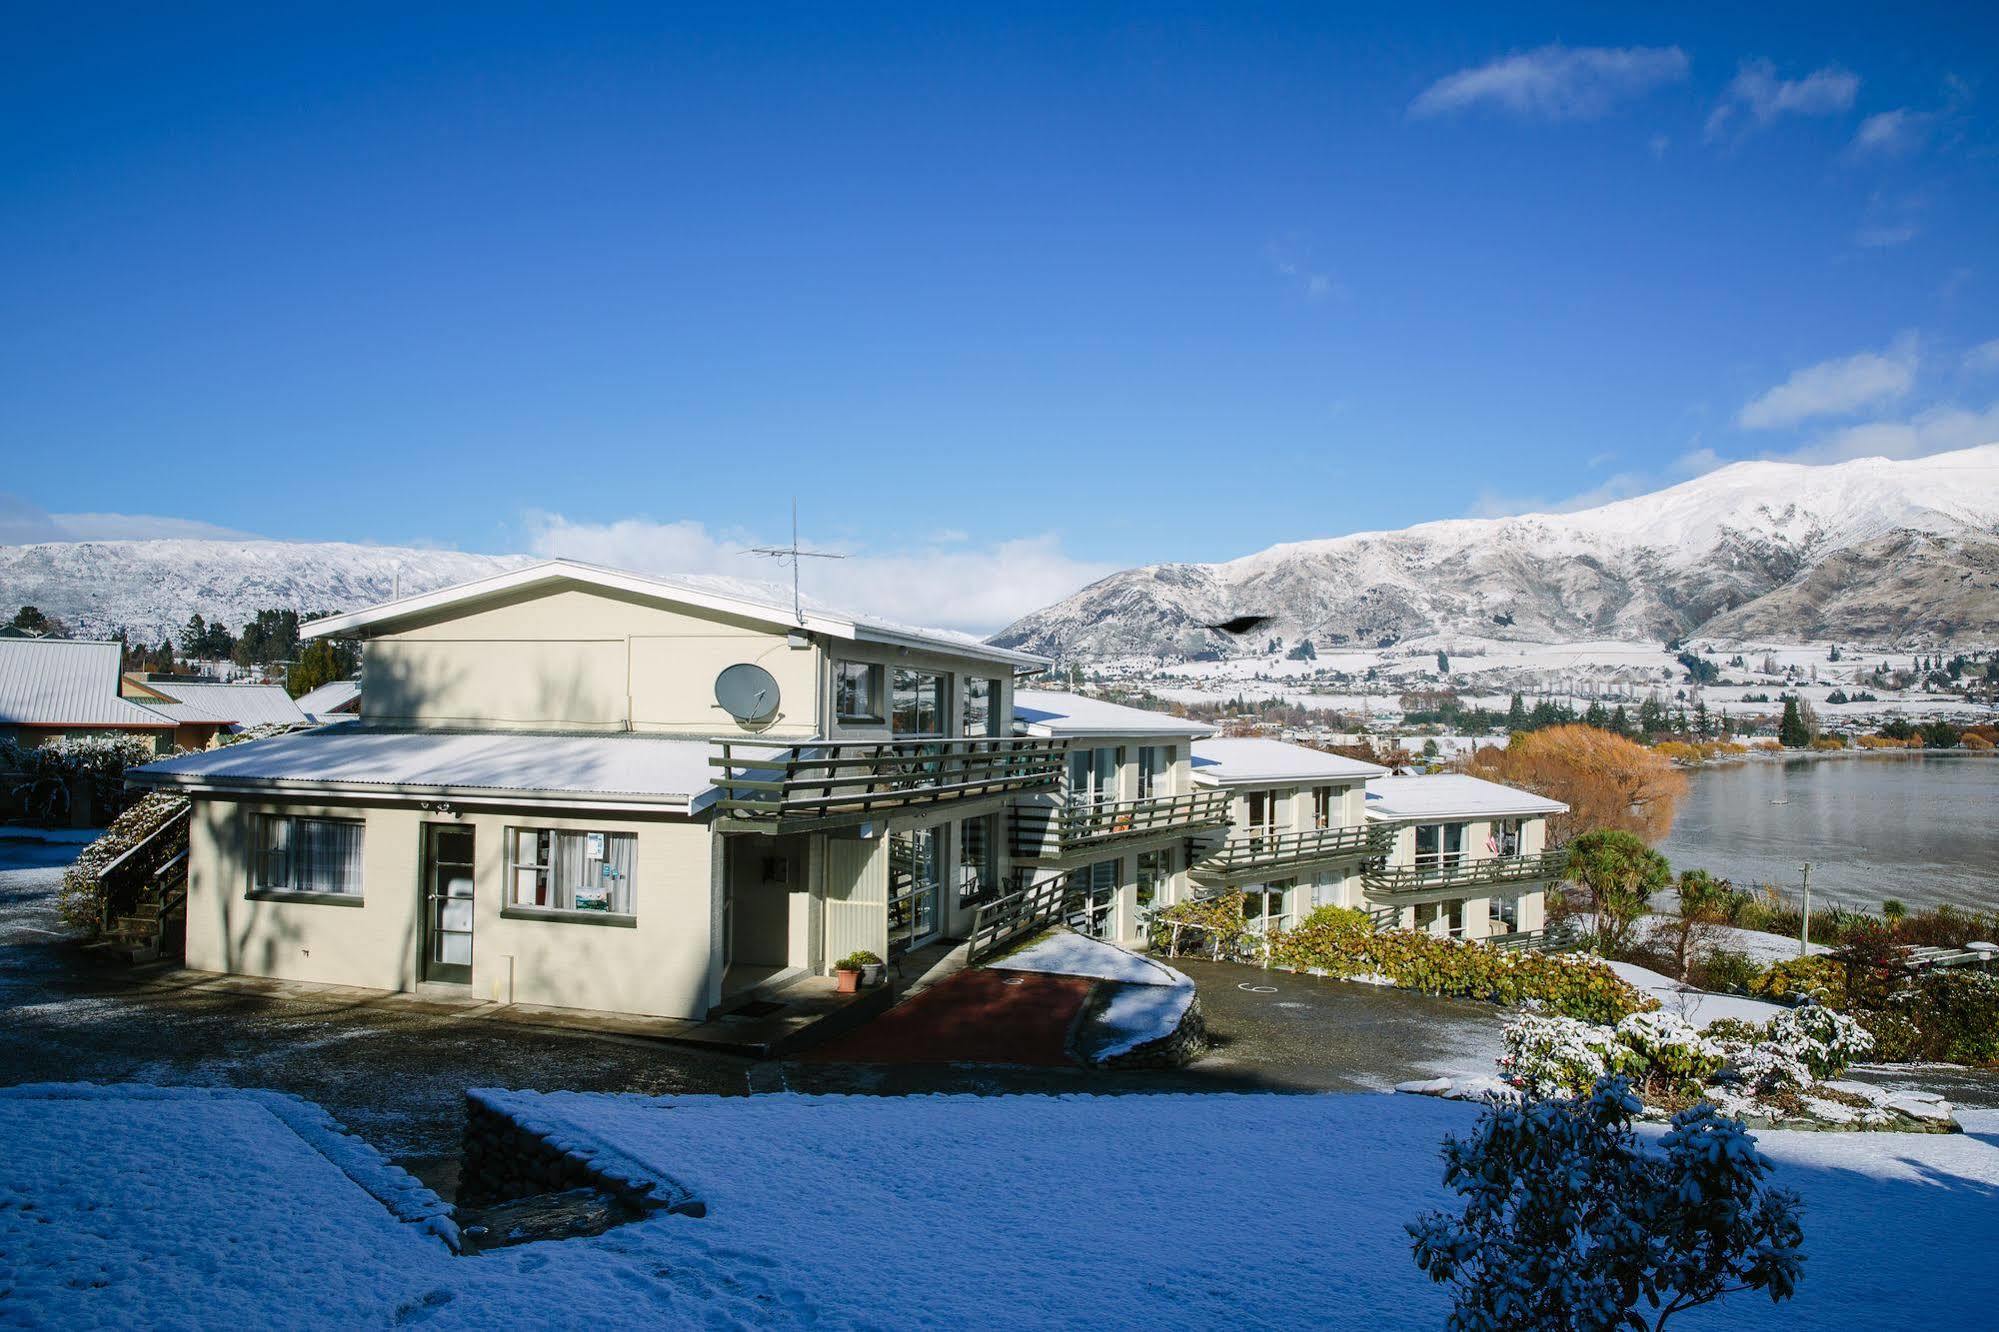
[[0, 540, 531, 642], [991, 445, 1999, 658]]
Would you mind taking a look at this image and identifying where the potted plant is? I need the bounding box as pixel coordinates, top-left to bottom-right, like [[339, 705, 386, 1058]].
[[834, 950, 875, 994], [852, 950, 885, 988]]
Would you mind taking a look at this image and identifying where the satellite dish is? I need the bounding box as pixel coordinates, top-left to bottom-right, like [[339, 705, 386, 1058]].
[[715, 663, 781, 723]]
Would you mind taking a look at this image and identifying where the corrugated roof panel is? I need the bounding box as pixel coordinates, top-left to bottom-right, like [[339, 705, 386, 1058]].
[[141, 682, 310, 728], [0, 640, 176, 729]]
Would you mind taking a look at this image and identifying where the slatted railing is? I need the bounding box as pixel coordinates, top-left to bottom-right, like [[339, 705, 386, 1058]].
[[967, 873, 1071, 962], [1363, 850, 1567, 897], [1010, 789, 1233, 860], [712, 736, 1063, 832], [1189, 822, 1391, 882]]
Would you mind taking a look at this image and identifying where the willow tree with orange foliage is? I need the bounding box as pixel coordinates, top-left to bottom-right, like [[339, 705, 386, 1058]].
[[1460, 724, 1687, 846]]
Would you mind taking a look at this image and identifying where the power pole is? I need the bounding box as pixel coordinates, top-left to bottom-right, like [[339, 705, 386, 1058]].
[[1799, 861, 1812, 959]]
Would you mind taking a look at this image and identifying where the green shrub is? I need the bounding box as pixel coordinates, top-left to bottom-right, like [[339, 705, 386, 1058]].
[[835, 950, 881, 971], [1687, 948, 1759, 995], [1750, 955, 1846, 1007], [1888, 971, 1999, 1066]]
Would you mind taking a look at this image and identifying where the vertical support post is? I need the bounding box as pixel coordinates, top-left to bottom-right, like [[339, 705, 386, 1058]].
[[1799, 861, 1812, 959]]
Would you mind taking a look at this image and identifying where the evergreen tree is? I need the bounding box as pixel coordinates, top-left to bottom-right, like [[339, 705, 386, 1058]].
[[286, 639, 345, 698], [179, 614, 208, 657], [1436, 650, 1450, 675], [1692, 698, 1710, 740], [1637, 695, 1664, 736], [1506, 693, 1527, 732], [1608, 704, 1631, 736], [1778, 695, 1811, 748], [1583, 698, 1608, 729]]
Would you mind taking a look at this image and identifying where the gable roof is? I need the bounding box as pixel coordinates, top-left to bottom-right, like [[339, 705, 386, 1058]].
[[137, 681, 312, 729], [129, 727, 717, 812], [301, 559, 1048, 671], [1190, 737, 1386, 786], [1364, 774, 1567, 821], [1012, 690, 1214, 740], [0, 639, 176, 730], [294, 679, 362, 716]]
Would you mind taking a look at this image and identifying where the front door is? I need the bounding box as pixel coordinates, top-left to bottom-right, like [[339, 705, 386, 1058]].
[[422, 825, 476, 984]]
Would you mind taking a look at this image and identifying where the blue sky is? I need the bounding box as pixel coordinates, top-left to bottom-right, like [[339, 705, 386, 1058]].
[[3, 4, 1997, 629]]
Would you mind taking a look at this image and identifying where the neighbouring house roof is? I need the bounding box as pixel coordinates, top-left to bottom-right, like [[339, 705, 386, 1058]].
[[0, 639, 176, 730], [293, 679, 362, 717], [137, 681, 312, 729], [1363, 774, 1567, 821], [301, 558, 1050, 672], [1190, 737, 1386, 786], [129, 727, 719, 812], [1012, 690, 1214, 740]]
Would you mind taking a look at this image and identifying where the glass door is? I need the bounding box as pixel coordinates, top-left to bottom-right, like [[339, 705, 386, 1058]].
[[888, 826, 942, 954], [423, 825, 476, 984]]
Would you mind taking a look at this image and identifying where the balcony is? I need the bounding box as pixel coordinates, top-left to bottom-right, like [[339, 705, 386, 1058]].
[[1363, 850, 1568, 900], [712, 736, 1064, 833], [1189, 822, 1392, 885], [1010, 789, 1233, 864]]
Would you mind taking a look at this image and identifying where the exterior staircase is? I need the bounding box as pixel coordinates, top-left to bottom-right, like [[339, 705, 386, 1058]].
[[89, 804, 192, 964]]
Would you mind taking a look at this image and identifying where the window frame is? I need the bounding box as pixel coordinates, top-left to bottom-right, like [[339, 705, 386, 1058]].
[[502, 826, 638, 923], [890, 667, 948, 737], [248, 813, 365, 903], [961, 676, 1002, 738], [834, 660, 886, 725]]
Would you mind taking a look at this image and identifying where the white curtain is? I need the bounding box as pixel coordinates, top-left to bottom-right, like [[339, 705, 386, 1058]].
[[553, 832, 588, 910]]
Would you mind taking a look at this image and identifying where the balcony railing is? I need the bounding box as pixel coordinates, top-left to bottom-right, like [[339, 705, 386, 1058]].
[[1363, 850, 1568, 897], [1010, 789, 1233, 861], [1190, 822, 1392, 883], [712, 736, 1064, 832]]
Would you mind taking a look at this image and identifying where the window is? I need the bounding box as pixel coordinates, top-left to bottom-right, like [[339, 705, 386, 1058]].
[[1241, 882, 1294, 935], [1492, 895, 1519, 931], [958, 814, 999, 907], [254, 815, 363, 896], [1489, 818, 1523, 859], [1068, 746, 1121, 806], [1414, 822, 1466, 869], [835, 661, 884, 724], [1136, 746, 1169, 799], [962, 677, 1001, 737], [1313, 786, 1335, 829], [889, 825, 943, 948], [509, 829, 636, 915], [1246, 790, 1280, 844], [1311, 869, 1343, 908], [1414, 899, 1465, 938], [1137, 847, 1173, 911], [1066, 859, 1119, 940], [891, 668, 946, 736]]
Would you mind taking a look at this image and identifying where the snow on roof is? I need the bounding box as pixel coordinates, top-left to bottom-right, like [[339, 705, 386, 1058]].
[[1364, 773, 1566, 821], [0, 639, 175, 730], [1012, 690, 1213, 739], [138, 682, 312, 728], [130, 727, 717, 810], [1190, 737, 1386, 786], [293, 679, 362, 716], [302, 559, 1049, 671]]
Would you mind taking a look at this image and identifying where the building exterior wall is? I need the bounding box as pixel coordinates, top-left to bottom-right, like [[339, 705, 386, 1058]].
[[1372, 814, 1551, 940], [185, 795, 721, 1020]]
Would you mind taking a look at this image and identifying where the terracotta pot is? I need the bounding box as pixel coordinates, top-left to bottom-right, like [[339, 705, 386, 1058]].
[[835, 968, 860, 994]]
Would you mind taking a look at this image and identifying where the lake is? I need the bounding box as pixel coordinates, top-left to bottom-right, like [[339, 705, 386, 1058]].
[[1658, 753, 1999, 916]]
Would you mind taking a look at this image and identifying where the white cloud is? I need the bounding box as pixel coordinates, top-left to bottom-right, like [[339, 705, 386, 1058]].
[[1773, 400, 1999, 465], [1965, 339, 1999, 374], [523, 513, 1114, 635], [1648, 133, 1671, 159], [1849, 108, 1933, 159], [1737, 336, 1918, 429], [1705, 59, 1859, 141], [1410, 44, 1688, 123]]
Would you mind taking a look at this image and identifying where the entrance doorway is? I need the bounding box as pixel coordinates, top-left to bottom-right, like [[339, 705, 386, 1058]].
[[888, 825, 943, 954], [422, 824, 476, 984]]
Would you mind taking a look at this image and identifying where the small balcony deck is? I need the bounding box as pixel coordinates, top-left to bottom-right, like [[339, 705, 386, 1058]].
[[1189, 822, 1391, 885], [712, 736, 1064, 833], [1362, 850, 1567, 902], [1010, 789, 1233, 864]]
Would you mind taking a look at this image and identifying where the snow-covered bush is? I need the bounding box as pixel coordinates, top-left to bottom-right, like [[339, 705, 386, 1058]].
[[2, 734, 160, 822], [1409, 1077, 1804, 1330], [1499, 1013, 1636, 1098], [55, 791, 191, 932], [1613, 1009, 1727, 1097], [1707, 1004, 1875, 1091]]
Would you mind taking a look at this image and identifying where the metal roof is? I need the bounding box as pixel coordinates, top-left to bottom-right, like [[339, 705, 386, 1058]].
[[0, 639, 176, 730], [293, 679, 361, 716], [139, 682, 312, 729], [1190, 737, 1386, 786], [129, 726, 717, 812], [302, 559, 1050, 671], [1012, 690, 1215, 740], [1363, 774, 1567, 821]]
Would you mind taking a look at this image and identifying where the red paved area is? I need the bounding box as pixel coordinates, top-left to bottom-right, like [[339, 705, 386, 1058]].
[[803, 969, 1094, 1066]]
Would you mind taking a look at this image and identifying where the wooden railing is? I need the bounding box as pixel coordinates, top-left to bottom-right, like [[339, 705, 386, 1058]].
[[1009, 789, 1233, 860], [1363, 850, 1567, 897], [712, 736, 1064, 832], [96, 804, 192, 932], [1189, 822, 1390, 881], [967, 873, 1070, 962]]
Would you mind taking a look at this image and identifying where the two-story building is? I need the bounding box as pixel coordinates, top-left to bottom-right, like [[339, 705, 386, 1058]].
[[1008, 691, 1225, 947], [1185, 737, 1390, 935], [130, 560, 1058, 1022], [1361, 774, 1567, 942]]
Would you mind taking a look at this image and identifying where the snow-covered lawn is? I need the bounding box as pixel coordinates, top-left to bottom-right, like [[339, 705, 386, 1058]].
[[7, 1081, 1997, 1329], [1606, 959, 1790, 1027]]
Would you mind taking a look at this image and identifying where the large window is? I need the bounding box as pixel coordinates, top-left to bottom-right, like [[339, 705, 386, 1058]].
[[1246, 790, 1280, 844], [1137, 847, 1173, 911], [1414, 899, 1465, 938], [1066, 859, 1118, 940], [958, 813, 999, 907], [1068, 746, 1120, 806], [889, 825, 943, 949], [961, 677, 1001, 737], [1136, 746, 1169, 799], [254, 815, 363, 897], [891, 668, 946, 736], [835, 661, 884, 724], [508, 828, 636, 915], [1241, 882, 1295, 935], [1312, 786, 1335, 829], [1414, 822, 1466, 869], [1488, 818, 1524, 859]]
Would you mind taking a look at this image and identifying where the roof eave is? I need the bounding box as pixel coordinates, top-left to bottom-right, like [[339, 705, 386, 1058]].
[[128, 767, 707, 815]]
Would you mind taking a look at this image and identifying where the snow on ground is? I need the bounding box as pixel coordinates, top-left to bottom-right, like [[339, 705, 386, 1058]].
[[995, 930, 1197, 1057], [1607, 960, 1788, 1026], [7, 1082, 1997, 1329]]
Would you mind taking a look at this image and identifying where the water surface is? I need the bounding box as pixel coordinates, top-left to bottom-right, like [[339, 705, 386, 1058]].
[[1658, 754, 1999, 916]]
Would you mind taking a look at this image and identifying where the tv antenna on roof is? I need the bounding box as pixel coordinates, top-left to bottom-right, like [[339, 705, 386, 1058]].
[[743, 499, 844, 626]]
